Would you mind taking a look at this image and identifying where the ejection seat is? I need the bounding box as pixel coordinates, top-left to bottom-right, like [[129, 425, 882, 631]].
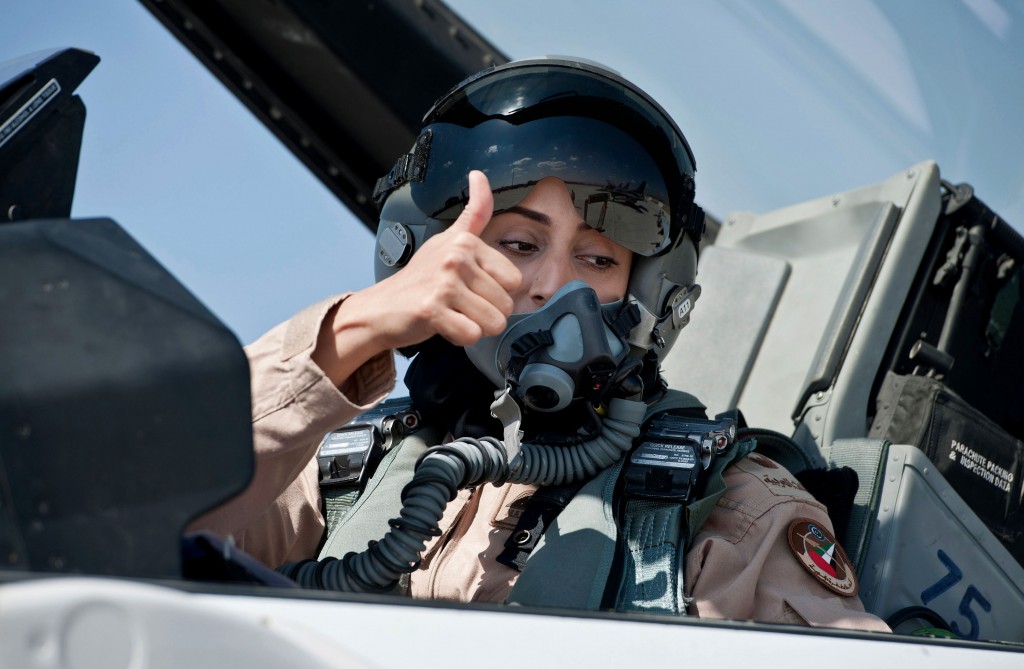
[[662, 161, 1024, 641]]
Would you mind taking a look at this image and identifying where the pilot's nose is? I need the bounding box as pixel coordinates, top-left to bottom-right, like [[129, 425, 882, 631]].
[[529, 255, 576, 309]]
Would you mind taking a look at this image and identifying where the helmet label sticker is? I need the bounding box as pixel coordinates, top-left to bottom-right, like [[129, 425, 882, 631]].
[[787, 519, 858, 597], [677, 297, 692, 320], [669, 284, 701, 329]]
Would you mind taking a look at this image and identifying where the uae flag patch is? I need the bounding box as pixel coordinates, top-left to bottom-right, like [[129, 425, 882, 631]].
[[787, 518, 858, 597]]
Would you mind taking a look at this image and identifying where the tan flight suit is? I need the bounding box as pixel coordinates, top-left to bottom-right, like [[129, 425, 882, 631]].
[[191, 296, 890, 632]]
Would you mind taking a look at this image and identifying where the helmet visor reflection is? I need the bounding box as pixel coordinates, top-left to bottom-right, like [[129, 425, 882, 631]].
[[413, 116, 674, 257]]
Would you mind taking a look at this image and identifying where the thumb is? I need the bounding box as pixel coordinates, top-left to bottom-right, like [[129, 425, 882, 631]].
[[450, 170, 494, 237]]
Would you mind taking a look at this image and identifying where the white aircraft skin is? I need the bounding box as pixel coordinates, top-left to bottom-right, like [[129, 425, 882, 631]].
[[1, 576, 1021, 669]]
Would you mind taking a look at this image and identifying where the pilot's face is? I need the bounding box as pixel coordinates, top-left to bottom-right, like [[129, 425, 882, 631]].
[[481, 177, 632, 314]]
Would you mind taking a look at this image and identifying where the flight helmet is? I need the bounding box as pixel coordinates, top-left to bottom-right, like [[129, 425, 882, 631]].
[[373, 57, 704, 388]]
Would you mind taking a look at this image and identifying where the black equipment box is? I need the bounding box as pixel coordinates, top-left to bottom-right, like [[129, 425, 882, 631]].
[[871, 181, 1024, 563]]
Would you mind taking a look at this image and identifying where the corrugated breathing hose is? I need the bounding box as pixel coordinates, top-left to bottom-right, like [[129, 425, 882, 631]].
[[279, 396, 645, 592]]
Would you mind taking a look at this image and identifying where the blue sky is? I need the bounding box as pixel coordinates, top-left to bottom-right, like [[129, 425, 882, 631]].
[[4, 1, 1022, 394]]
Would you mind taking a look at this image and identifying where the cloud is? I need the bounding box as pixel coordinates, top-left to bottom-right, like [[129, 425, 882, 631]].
[[537, 160, 567, 170]]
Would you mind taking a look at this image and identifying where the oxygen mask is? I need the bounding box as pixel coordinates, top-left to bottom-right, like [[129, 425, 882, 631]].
[[465, 280, 639, 413]]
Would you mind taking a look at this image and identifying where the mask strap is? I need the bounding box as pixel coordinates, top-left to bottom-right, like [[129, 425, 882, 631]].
[[608, 302, 642, 339], [506, 330, 555, 385]]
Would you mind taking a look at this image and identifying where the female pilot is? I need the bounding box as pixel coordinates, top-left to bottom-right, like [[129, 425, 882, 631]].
[[193, 58, 888, 631]]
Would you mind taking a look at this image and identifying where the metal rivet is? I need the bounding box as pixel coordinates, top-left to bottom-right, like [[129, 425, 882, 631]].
[[514, 530, 531, 545]]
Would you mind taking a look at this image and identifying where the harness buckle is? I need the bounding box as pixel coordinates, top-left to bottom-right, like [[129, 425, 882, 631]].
[[623, 413, 736, 502], [316, 400, 420, 490]]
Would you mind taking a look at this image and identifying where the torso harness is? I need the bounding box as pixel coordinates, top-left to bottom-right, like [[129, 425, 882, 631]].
[[280, 389, 756, 615]]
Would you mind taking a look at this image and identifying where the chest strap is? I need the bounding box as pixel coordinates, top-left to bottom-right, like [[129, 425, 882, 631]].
[[322, 487, 362, 535], [496, 481, 584, 571], [616, 500, 688, 613], [318, 425, 441, 563], [615, 435, 756, 614], [494, 389, 707, 573]]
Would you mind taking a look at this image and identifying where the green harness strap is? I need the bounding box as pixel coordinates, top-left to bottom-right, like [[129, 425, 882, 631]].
[[321, 487, 361, 532], [318, 425, 442, 563], [616, 498, 688, 612], [509, 389, 757, 613], [614, 436, 755, 614]]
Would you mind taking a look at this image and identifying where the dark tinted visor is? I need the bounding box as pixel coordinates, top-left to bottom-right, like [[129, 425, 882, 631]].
[[413, 117, 674, 256], [426, 59, 696, 178]]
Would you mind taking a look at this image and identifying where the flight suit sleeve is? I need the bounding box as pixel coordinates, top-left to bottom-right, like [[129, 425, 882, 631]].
[[188, 293, 396, 567], [685, 454, 891, 632]]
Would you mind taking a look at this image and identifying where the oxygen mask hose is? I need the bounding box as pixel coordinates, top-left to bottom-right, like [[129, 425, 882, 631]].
[[280, 393, 646, 592]]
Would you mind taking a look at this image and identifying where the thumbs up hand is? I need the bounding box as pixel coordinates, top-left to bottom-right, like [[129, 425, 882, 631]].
[[312, 171, 522, 386], [382, 169, 521, 347]]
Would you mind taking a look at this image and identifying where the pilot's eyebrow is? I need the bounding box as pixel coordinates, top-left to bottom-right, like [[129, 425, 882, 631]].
[[501, 205, 551, 225], [501, 205, 590, 231]]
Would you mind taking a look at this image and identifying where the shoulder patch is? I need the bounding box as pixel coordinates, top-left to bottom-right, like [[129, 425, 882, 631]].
[[787, 518, 858, 597]]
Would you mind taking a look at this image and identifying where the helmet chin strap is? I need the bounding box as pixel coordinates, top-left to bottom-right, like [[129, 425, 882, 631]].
[[280, 388, 647, 593]]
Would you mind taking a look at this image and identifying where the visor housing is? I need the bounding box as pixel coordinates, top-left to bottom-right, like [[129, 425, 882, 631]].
[[414, 116, 675, 256]]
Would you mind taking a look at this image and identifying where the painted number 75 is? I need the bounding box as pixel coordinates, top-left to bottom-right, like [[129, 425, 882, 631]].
[[920, 549, 992, 640]]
